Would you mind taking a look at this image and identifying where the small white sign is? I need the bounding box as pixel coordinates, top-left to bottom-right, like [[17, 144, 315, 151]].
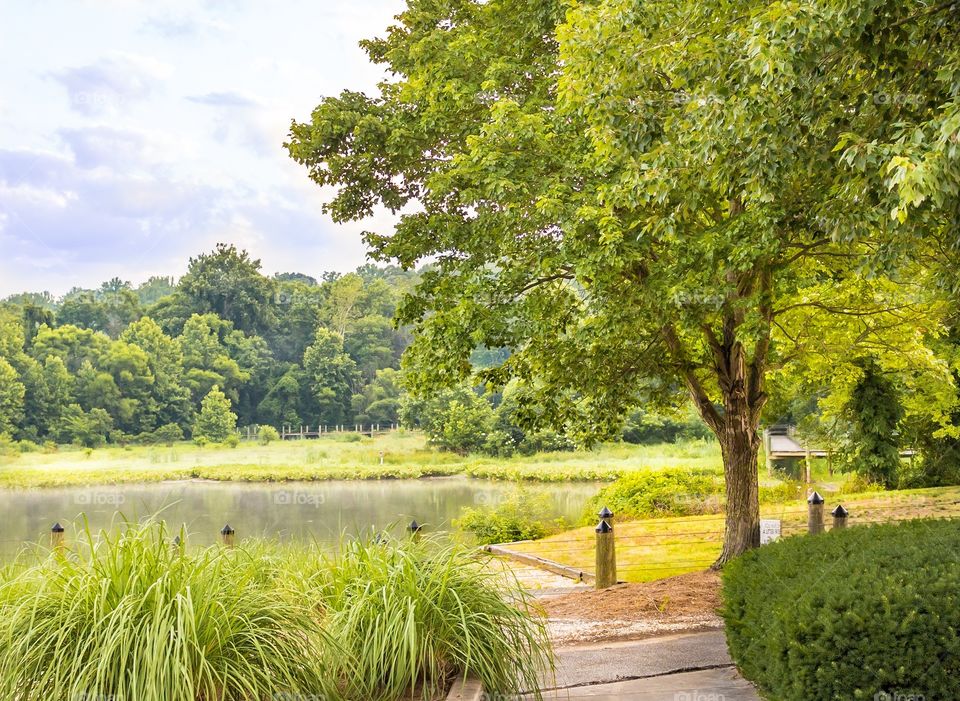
[[760, 519, 781, 545]]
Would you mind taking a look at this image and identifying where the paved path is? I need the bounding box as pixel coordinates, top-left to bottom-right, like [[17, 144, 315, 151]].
[[526, 631, 760, 701]]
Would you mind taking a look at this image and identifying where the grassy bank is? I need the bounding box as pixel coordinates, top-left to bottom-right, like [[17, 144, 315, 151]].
[[0, 431, 723, 488], [510, 485, 960, 582]]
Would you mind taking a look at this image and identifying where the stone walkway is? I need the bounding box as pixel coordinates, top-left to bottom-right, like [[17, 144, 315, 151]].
[[527, 631, 760, 701]]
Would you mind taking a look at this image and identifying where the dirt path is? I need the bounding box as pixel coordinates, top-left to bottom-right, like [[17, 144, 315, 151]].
[[537, 570, 724, 645]]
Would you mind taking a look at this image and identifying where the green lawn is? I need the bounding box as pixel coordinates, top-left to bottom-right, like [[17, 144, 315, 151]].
[[0, 432, 724, 488], [510, 485, 960, 582]]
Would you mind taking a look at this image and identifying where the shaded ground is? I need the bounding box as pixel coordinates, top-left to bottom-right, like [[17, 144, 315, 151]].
[[538, 570, 723, 645]]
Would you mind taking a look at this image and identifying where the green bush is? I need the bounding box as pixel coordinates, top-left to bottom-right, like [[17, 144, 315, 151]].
[[258, 424, 280, 444], [582, 469, 723, 522], [723, 519, 960, 700], [456, 490, 567, 544]]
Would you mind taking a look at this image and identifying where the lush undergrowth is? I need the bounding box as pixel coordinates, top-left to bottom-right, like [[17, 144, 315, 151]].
[[0, 520, 551, 701], [456, 490, 569, 544], [580, 469, 807, 523], [723, 519, 960, 700], [0, 432, 725, 488]]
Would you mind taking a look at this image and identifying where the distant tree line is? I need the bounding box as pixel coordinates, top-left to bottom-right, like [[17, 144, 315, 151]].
[[0, 245, 420, 447]]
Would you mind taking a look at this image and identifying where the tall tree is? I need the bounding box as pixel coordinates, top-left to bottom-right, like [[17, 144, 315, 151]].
[[179, 244, 276, 334], [287, 0, 953, 561], [303, 328, 359, 425]]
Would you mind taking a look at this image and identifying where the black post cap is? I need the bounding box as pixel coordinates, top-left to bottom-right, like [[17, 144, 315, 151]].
[[831, 505, 849, 518], [807, 491, 824, 505], [596, 519, 613, 534], [51, 522, 65, 533], [408, 520, 422, 533], [220, 524, 235, 535], [599, 506, 614, 519], [172, 535, 182, 546]]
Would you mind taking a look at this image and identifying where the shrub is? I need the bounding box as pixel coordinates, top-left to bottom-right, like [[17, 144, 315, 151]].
[[582, 469, 723, 522], [223, 433, 241, 448], [295, 537, 552, 699], [258, 425, 280, 444], [456, 490, 567, 544], [193, 385, 237, 443], [723, 519, 960, 700]]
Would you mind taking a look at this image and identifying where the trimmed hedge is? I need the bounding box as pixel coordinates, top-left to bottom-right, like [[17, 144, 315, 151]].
[[722, 519, 960, 700]]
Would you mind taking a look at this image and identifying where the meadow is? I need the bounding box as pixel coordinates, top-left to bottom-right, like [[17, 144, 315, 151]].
[[0, 431, 723, 488]]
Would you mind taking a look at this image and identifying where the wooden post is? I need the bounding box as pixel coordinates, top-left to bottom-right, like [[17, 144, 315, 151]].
[[804, 450, 812, 484], [831, 505, 848, 530], [807, 491, 824, 535], [408, 519, 423, 543], [595, 519, 617, 589], [763, 429, 772, 476], [220, 524, 236, 547], [379, 451, 385, 465], [51, 522, 65, 551]]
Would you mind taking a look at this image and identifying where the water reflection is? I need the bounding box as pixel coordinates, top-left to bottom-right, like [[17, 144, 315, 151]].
[[0, 477, 599, 556]]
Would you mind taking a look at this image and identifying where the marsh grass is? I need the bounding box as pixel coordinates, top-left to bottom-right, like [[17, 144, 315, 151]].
[[0, 520, 551, 701], [0, 432, 727, 488]]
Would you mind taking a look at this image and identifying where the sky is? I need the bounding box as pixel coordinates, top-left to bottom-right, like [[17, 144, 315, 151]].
[[0, 0, 407, 297]]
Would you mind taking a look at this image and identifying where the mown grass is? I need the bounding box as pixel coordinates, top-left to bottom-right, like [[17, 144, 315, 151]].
[[0, 431, 724, 488], [510, 485, 960, 582], [0, 519, 552, 701]]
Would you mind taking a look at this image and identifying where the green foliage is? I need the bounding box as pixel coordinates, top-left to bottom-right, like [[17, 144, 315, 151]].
[[841, 358, 905, 488], [403, 386, 494, 454], [179, 243, 276, 334], [723, 520, 960, 700], [622, 407, 712, 445], [193, 385, 237, 443], [456, 490, 567, 545], [0, 357, 25, 435], [302, 327, 359, 425], [0, 521, 337, 701], [583, 469, 724, 522], [258, 425, 280, 444], [296, 536, 552, 699], [287, 0, 959, 562]]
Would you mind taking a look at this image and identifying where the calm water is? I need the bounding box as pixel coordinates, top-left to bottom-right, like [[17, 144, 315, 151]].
[[0, 477, 600, 556]]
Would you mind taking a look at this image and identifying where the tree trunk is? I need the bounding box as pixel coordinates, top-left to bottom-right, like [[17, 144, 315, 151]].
[[715, 416, 761, 565]]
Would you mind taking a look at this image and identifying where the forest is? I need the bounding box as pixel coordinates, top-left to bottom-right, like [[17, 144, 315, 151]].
[[0, 244, 420, 446], [0, 243, 693, 452]]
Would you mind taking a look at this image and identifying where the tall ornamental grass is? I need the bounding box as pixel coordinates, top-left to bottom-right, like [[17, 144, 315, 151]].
[[0, 521, 551, 700], [0, 521, 337, 701], [295, 538, 552, 700]]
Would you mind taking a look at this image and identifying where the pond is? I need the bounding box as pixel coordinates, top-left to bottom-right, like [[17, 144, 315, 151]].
[[0, 477, 601, 556]]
